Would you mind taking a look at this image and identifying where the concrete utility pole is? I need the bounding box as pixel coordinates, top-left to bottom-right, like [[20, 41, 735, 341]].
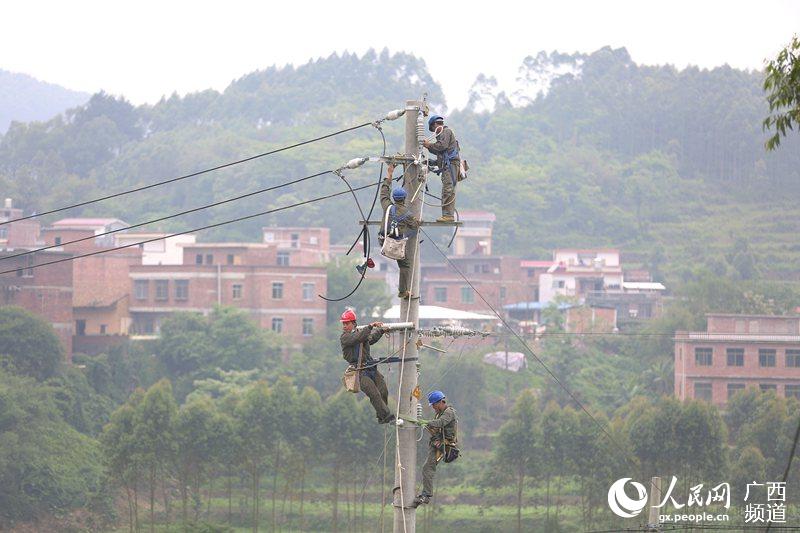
[[393, 99, 423, 532]]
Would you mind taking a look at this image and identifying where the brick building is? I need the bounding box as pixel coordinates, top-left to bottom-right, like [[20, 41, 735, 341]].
[[0, 249, 74, 357], [41, 218, 142, 354], [128, 241, 327, 345], [675, 314, 800, 406], [420, 255, 537, 314]]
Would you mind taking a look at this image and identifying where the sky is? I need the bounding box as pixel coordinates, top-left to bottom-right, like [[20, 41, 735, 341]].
[[1, 0, 798, 109]]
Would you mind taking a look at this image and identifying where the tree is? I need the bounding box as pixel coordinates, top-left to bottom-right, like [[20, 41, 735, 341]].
[[764, 35, 800, 150], [102, 389, 145, 532], [0, 306, 63, 380], [0, 370, 106, 523], [234, 382, 277, 532], [133, 379, 178, 532], [489, 389, 542, 533]]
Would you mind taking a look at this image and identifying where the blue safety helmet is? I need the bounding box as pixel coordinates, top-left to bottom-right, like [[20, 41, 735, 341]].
[[428, 115, 444, 131], [392, 187, 407, 202], [428, 390, 446, 405]]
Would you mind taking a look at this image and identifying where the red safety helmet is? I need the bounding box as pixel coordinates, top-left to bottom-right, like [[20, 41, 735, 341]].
[[340, 309, 357, 323]]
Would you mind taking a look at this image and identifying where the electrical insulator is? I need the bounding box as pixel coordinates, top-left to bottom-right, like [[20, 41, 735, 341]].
[[416, 402, 423, 419], [385, 109, 406, 121], [343, 157, 368, 169], [416, 114, 426, 142]]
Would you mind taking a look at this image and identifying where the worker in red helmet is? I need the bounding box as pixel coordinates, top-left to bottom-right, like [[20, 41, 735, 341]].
[[340, 309, 394, 423]]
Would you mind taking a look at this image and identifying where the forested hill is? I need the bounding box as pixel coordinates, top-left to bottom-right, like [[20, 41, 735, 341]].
[[0, 69, 89, 133], [1, 47, 798, 280]]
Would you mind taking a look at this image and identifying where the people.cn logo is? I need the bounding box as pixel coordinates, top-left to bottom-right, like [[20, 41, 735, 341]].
[[607, 478, 648, 518]]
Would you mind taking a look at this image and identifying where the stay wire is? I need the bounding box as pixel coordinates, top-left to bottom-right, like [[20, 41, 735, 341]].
[[0, 122, 373, 226], [420, 227, 640, 470], [0, 182, 375, 276], [0, 170, 333, 262]]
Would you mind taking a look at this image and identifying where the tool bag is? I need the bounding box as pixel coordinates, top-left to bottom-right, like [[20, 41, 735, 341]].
[[458, 158, 469, 182], [342, 344, 363, 393], [380, 206, 407, 261]]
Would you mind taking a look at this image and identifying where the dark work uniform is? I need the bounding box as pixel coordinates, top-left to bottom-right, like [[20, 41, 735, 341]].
[[341, 325, 390, 421], [425, 126, 460, 218], [380, 179, 419, 296], [422, 405, 458, 495]]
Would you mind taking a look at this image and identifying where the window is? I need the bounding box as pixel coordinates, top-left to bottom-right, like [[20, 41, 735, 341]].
[[787, 350, 800, 368], [19, 255, 33, 277], [134, 280, 149, 300], [302, 283, 314, 301], [155, 280, 169, 301], [461, 287, 474, 303], [195, 254, 203, 265], [553, 279, 565, 289], [786, 384, 800, 400], [727, 383, 746, 400], [695, 347, 713, 366], [759, 349, 776, 367], [473, 264, 481, 274], [174, 280, 189, 301], [694, 382, 712, 402], [272, 282, 284, 299], [500, 286, 507, 300], [482, 264, 490, 273], [100, 324, 107, 334], [76, 319, 86, 336], [232, 284, 243, 300], [277, 251, 290, 266], [434, 287, 447, 303], [271, 317, 283, 333], [760, 383, 777, 393], [264, 232, 274, 242], [227, 254, 235, 265], [302, 318, 314, 336], [55, 237, 62, 245], [291, 233, 299, 248], [726, 348, 744, 367], [205, 254, 213, 265], [0, 228, 6, 239]]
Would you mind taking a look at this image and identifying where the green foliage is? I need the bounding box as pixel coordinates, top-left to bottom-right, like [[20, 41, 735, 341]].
[[46, 365, 116, 435], [764, 35, 800, 150], [0, 306, 63, 380], [0, 370, 106, 522]]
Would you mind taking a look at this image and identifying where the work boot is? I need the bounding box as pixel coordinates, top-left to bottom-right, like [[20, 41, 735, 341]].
[[398, 290, 411, 299], [380, 414, 396, 425], [436, 215, 455, 223], [413, 492, 431, 506]]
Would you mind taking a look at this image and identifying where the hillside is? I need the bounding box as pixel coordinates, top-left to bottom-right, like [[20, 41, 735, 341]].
[[0, 69, 89, 133], [0, 47, 798, 282]]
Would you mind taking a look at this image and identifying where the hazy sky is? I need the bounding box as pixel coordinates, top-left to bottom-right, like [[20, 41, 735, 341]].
[[2, 0, 798, 109]]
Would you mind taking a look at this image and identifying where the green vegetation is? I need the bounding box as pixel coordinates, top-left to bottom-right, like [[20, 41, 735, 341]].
[[2, 48, 800, 529]]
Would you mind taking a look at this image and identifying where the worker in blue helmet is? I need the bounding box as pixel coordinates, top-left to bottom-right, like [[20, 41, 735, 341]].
[[379, 164, 419, 299], [422, 114, 461, 222], [415, 389, 459, 506]]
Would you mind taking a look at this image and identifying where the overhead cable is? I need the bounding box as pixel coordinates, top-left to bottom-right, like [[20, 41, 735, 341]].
[[0, 122, 374, 227], [0, 182, 375, 276], [0, 170, 333, 262]]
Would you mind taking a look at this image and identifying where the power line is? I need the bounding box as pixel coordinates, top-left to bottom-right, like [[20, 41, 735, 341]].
[[0, 182, 376, 276], [0, 170, 333, 262], [420, 227, 640, 469], [0, 122, 373, 227]]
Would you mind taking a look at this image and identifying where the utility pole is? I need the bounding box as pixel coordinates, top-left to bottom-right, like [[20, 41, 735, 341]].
[[393, 98, 423, 532]]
